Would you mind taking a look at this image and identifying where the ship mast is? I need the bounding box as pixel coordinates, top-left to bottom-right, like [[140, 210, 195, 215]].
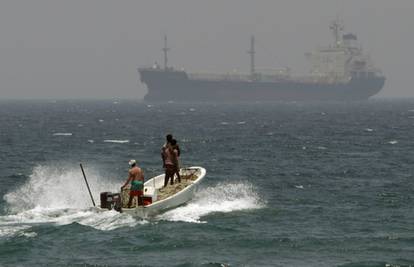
[[247, 35, 255, 78], [330, 19, 344, 48], [162, 35, 170, 70]]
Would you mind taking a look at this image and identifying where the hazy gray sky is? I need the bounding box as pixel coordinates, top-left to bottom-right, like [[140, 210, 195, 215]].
[[0, 0, 413, 99]]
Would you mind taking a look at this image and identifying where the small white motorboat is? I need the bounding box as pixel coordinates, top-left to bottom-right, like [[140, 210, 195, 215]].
[[99, 166, 206, 218]]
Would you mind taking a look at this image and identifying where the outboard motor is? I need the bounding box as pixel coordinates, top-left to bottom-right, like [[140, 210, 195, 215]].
[[100, 192, 122, 212]]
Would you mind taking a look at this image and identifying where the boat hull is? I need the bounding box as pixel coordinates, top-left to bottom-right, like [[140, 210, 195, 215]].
[[121, 167, 206, 218], [139, 69, 385, 102]]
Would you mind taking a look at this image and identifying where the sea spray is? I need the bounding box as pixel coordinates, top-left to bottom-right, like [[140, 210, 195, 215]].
[[157, 181, 265, 223], [4, 164, 120, 213], [0, 164, 141, 235]]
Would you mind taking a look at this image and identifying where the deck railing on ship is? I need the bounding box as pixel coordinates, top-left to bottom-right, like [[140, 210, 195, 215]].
[[187, 73, 252, 82], [187, 71, 350, 84]]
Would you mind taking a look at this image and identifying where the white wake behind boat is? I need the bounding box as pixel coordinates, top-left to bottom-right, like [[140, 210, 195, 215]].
[[99, 166, 206, 218]]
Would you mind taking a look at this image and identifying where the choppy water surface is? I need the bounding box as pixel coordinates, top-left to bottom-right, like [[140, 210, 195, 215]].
[[0, 99, 413, 267]]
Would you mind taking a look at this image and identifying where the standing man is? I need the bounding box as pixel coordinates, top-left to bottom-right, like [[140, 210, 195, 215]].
[[162, 142, 177, 187], [161, 134, 181, 187], [161, 134, 181, 166], [121, 159, 144, 208], [170, 139, 181, 183], [161, 134, 173, 187], [161, 134, 173, 169]]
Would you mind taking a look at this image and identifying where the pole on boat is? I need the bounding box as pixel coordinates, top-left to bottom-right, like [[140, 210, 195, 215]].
[[80, 163, 96, 207]]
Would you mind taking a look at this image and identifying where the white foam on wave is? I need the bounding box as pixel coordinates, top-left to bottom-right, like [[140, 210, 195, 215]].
[[103, 140, 130, 144], [156, 182, 265, 223], [1, 165, 141, 237], [388, 140, 398, 145], [0, 225, 34, 239], [52, 133, 72, 136], [0, 208, 143, 237]]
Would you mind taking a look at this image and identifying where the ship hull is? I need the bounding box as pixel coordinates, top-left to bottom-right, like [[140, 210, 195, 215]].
[[139, 69, 385, 102]]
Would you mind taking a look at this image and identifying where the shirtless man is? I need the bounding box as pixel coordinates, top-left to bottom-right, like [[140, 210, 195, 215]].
[[121, 159, 144, 208], [161, 134, 173, 168], [162, 143, 178, 187]]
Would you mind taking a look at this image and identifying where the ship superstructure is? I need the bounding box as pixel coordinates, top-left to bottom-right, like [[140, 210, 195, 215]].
[[306, 19, 381, 84], [138, 20, 385, 101]]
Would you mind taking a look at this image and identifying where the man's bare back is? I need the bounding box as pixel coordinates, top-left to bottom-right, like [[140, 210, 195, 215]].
[[129, 166, 144, 182], [122, 160, 145, 208]]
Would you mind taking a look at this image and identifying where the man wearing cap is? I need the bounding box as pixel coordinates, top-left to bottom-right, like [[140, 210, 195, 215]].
[[121, 159, 144, 208]]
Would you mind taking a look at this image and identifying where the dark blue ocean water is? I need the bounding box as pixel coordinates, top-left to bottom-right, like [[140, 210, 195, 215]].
[[0, 99, 414, 267]]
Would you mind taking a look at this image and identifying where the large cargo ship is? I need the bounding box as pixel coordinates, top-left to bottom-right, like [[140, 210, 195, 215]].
[[138, 20, 385, 101]]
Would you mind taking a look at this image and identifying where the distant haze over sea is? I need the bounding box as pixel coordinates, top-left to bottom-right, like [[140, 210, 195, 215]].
[[0, 1, 413, 99]]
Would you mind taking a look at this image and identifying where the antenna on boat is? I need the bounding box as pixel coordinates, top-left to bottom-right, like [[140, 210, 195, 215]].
[[247, 35, 256, 78], [162, 35, 170, 70], [80, 163, 96, 207]]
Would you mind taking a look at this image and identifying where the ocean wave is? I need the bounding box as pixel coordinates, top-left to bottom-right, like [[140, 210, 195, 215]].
[[0, 225, 33, 239], [103, 140, 130, 144], [52, 133, 72, 136], [0, 208, 143, 238]]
